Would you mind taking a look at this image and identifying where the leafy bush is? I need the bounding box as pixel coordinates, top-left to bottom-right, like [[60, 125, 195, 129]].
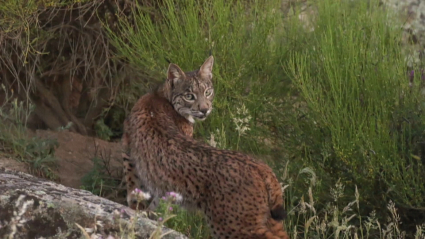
[[287, 0, 425, 213], [80, 153, 122, 200]]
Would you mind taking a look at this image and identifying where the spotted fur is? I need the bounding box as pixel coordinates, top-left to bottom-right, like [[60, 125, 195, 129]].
[[123, 56, 214, 210], [123, 56, 289, 238]]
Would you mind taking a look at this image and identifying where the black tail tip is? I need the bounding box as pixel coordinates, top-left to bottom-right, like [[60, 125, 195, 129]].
[[271, 205, 286, 221]]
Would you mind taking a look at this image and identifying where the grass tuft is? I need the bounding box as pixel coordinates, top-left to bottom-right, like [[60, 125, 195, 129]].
[[0, 85, 59, 180]]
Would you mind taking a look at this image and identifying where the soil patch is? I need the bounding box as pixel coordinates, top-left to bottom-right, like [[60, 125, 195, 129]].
[[34, 129, 122, 189], [0, 129, 122, 190], [0, 157, 28, 173]]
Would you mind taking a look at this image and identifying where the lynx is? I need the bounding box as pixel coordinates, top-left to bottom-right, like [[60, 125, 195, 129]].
[[123, 56, 289, 239], [122, 57, 215, 210]]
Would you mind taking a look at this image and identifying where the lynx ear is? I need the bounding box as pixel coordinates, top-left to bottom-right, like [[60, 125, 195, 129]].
[[167, 63, 186, 84], [198, 56, 214, 80]]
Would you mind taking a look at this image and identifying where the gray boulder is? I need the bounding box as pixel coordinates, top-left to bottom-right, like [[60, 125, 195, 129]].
[[0, 168, 187, 239]]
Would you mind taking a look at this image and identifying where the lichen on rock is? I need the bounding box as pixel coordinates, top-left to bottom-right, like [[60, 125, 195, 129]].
[[0, 168, 187, 239]]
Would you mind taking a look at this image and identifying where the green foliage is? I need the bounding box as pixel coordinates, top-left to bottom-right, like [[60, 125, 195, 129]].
[[283, 166, 425, 239], [94, 107, 127, 141], [94, 119, 114, 141], [0, 85, 59, 180], [21, 137, 59, 180], [287, 0, 425, 211], [0, 0, 90, 60], [80, 156, 121, 198], [155, 200, 209, 239]]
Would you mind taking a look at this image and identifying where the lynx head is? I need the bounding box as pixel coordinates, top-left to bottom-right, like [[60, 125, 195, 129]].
[[162, 56, 214, 124]]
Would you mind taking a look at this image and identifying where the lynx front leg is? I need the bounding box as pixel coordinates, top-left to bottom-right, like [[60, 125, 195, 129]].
[[122, 124, 151, 210], [122, 152, 150, 210]]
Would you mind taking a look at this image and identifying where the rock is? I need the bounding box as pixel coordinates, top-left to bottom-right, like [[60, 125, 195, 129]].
[[0, 168, 187, 239], [382, 0, 425, 66], [383, 0, 425, 44]]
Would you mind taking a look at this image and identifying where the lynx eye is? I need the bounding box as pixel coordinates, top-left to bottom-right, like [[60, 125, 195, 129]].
[[205, 89, 213, 97], [184, 94, 195, 101]]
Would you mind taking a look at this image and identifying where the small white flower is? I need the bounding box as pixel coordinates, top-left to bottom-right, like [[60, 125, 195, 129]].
[[232, 103, 252, 136], [330, 179, 345, 202], [208, 133, 217, 147], [165, 191, 183, 203], [131, 188, 151, 201]]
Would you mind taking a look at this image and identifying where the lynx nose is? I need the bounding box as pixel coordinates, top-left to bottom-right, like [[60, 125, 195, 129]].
[[200, 108, 208, 115]]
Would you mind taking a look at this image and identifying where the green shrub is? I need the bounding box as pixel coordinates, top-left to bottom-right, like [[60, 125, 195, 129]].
[[155, 199, 209, 239], [0, 85, 59, 180], [287, 0, 425, 223], [81, 155, 122, 198], [94, 118, 114, 141]]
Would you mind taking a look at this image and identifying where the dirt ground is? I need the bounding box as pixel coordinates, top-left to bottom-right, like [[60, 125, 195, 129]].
[[0, 157, 28, 173], [0, 129, 123, 190]]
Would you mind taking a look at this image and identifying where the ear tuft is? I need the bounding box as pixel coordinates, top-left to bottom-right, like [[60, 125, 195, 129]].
[[198, 56, 214, 80], [167, 63, 186, 84]]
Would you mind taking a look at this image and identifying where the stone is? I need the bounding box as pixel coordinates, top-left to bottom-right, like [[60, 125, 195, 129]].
[[0, 167, 187, 239]]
